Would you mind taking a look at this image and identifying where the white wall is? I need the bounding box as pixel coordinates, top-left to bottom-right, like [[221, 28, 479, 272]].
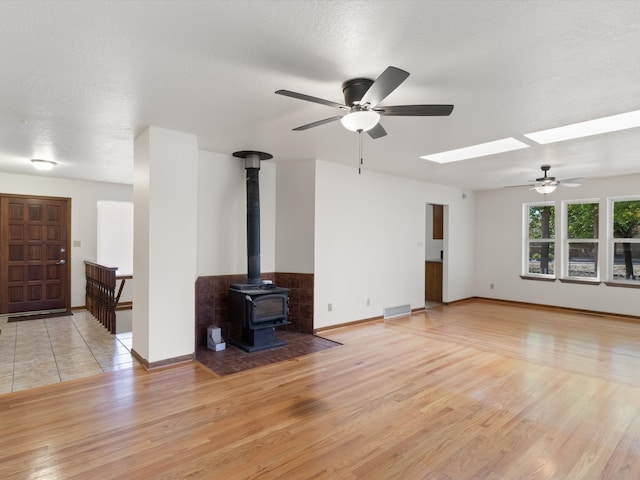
[[314, 160, 476, 329], [197, 150, 276, 277], [133, 127, 198, 363], [0, 172, 133, 308], [474, 173, 640, 316], [133, 130, 151, 359], [276, 160, 315, 273]]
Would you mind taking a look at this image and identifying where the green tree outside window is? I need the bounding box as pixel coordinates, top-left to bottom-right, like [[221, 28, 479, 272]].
[[613, 200, 640, 280]]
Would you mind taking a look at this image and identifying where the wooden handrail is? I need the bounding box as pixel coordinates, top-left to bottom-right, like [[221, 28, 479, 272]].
[[84, 261, 131, 334]]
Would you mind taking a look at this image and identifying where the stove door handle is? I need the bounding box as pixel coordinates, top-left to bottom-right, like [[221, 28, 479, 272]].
[[245, 295, 257, 307]]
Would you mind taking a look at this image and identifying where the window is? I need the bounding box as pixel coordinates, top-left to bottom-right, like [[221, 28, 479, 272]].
[[525, 203, 555, 276], [565, 201, 599, 279], [524, 197, 640, 287], [610, 198, 640, 283], [97, 201, 134, 275]]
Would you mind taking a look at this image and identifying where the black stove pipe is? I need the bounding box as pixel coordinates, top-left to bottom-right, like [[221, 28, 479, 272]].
[[246, 167, 260, 284], [233, 150, 273, 285]]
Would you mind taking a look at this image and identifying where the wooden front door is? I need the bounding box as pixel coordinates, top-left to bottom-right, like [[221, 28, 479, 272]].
[[0, 195, 71, 314]]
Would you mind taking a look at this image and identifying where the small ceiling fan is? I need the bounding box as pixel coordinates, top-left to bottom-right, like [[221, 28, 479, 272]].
[[275, 66, 454, 139], [507, 165, 587, 194]]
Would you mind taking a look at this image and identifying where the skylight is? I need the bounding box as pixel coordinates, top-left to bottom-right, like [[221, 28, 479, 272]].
[[524, 110, 640, 144], [421, 137, 529, 164]]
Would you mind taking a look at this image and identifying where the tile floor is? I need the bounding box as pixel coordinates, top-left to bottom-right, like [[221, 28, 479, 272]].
[[196, 331, 341, 376], [0, 310, 140, 394]]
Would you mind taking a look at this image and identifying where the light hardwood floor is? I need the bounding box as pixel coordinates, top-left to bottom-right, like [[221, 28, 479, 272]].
[[1, 299, 640, 479]]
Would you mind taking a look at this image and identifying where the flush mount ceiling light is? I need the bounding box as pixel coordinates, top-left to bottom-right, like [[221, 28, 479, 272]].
[[31, 159, 57, 171], [534, 184, 556, 194], [524, 109, 640, 144], [421, 137, 529, 164], [340, 109, 381, 132]]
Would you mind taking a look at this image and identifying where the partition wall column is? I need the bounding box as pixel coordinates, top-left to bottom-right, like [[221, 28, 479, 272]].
[[132, 126, 198, 365]]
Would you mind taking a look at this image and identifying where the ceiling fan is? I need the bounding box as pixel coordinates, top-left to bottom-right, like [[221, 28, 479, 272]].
[[275, 66, 454, 139], [508, 165, 587, 194]]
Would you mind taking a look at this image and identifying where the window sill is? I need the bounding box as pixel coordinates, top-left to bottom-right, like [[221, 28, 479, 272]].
[[520, 275, 556, 282], [558, 278, 601, 285], [604, 281, 640, 289]]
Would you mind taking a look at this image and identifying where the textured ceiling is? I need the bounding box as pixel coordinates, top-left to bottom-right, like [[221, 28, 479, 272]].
[[1, 0, 639, 190]]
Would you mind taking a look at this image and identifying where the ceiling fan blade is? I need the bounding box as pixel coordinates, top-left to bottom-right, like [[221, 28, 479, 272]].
[[367, 122, 387, 139], [292, 115, 343, 131], [359, 66, 409, 108], [559, 177, 588, 187], [504, 183, 535, 188], [275, 90, 347, 110], [377, 105, 454, 116]]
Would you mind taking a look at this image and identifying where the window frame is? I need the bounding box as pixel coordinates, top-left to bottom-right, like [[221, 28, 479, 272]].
[[560, 198, 601, 283], [606, 195, 640, 287], [523, 201, 557, 279]]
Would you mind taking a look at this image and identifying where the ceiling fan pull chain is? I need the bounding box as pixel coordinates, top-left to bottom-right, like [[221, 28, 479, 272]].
[[358, 129, 363, 174]]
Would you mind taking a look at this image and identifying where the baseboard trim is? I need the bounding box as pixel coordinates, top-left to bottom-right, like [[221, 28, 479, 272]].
[[314, 315, 384, 333], [472, 296, 640, 322], [116, 301, 133, 311], [441, 296, 476, 306], [315, 297, 640, 332], [72, 303, 132, 311], [131, 348, 194, 370], [314, 304, 432, 333]]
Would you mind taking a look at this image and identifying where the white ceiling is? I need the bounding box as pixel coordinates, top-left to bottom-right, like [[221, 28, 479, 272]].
[[1, 0, 640, 190]]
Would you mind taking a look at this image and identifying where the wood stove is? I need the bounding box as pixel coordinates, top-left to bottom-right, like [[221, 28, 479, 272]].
[[228, 283, 289, 352], [228, 151, 289, 352]]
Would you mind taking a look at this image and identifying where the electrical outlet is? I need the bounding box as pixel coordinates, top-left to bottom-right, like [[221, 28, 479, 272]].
[[328, 303, 332, 312], [490, 283, 495, 290], [366, 298, 370, 306]]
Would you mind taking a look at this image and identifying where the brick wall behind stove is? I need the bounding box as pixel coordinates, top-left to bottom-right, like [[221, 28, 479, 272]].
[[195, 272, 314, 347]]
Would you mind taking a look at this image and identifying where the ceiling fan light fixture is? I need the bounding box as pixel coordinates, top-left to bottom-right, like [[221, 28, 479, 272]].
[[534, 184, 556, 194], [31, 159, 57, 171], [340, 109, 380, 132]]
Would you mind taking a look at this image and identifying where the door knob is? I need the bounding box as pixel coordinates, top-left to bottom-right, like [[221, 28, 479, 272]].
[[56, 259, 66, 265]]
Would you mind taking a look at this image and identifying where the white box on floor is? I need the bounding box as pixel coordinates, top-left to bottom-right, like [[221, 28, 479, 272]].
[[208, 340, 226, 351], [208, 326, 222, 344], [207, 326, 226, 351]]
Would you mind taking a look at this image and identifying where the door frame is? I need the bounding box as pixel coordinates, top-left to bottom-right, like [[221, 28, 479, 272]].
[[0, 193, 72, 315], [425, 202, 448, 303]]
